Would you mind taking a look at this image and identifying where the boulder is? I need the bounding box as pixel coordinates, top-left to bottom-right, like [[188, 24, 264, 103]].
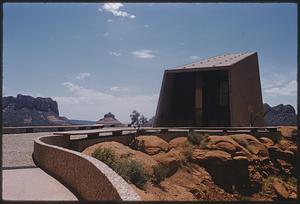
[[259, 137, 274, 148], [191, 149, 232, 165], [207, 135, 252, 158], [278, 126, 297, 138], [288, 146, 297, 155], [82, 141, 158, 175], [230, 134, 269, 158], [268, 146, 294, 163], [159, 181, 196, 201], [130, 135, 170, 155], [169, 137, 188, 149], [278, 140, 294, 150], [213, 141, 237, 155], [233, 156, 250, 162], [272, 179, 289, 199], [276, 159, 293, 175], [152, 148, 182, 174]]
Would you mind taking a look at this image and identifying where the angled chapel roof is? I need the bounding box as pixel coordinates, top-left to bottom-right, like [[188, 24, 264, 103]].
[[166, 52, 257, 72]]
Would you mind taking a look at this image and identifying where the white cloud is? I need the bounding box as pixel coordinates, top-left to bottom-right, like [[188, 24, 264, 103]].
[[108, 51, 122, 57], [189, 56, 200, 60], [262, 73, 297, 97], [143, 24, 149, 28], [53, 82, 158, 122], [102, 3, 136, 19], [264, 80, 297, 96], [110, 86, 129, 92], [107, 19, 113, 22], [75, 73, 91, 80], [132, 50, 156, 59], [103, 32, 109, 37]]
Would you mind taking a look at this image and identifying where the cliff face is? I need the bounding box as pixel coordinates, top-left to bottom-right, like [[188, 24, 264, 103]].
[[3, 94, 70, 127], [3, 94, 59, 114], [263, 103, 297, 126]]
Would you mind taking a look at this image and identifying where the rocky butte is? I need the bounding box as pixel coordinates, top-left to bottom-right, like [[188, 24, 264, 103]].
[[263, 103, 297, 126], [3, 94, 70, 127]]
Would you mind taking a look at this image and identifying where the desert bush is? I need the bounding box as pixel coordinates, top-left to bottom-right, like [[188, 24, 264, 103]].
[[92, 147, 148, 188], [273, 134, 283, 143], [188, 131, 210, 148], [117, 159, 148, 189], [92, 147, 116, 168], [153, 163, 171, 184]]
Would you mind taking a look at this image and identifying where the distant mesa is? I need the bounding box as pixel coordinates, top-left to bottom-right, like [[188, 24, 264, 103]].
[[263, 103, 297, 126], [96, 112, 124, 127], [3, 94, 70, 127]]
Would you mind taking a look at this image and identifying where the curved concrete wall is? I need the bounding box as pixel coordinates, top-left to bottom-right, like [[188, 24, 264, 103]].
[[33, 135, 140, 201]]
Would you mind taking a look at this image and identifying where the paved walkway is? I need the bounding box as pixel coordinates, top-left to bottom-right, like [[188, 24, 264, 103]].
[[2, 167, 78, 200], [2, 132, 78, 201], [3, 132, 55, 168]]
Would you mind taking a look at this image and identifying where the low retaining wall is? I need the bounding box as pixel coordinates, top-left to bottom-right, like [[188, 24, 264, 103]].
[[33, 135, 140, 201]]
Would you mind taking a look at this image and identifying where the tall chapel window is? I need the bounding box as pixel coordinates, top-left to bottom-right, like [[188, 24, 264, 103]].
[[219, 80, 228, 106]]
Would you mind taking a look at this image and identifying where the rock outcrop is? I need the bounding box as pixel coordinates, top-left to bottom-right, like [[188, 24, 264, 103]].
[[3, 94, 69, 126], [83, 141, 158, 175], [84, 131, 297, 201], [130, 135, 171, 155], [263, 103, 297, 126], [96, 112, 124, 127]]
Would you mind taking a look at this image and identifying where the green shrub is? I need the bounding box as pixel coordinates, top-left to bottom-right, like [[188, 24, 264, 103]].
[[117, 159, 148, 189], [187, 131, 210, 148], [91, 147, 148, 188], [273, 134, 283, 143], [153, 163, 170, 184], [92, 147, 117, 168]]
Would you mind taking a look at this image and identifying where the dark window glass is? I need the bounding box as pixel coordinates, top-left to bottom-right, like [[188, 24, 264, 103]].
[[219, 81, 228, 106]]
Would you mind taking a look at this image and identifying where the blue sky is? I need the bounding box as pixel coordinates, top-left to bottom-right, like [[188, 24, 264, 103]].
[[3, 3, 297, 122]]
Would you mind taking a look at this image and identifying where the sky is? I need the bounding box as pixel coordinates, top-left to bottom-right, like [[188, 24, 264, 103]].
[[3, 3, 297, 123]]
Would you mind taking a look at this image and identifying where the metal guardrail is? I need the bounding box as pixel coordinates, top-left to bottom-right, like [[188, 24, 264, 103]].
[[52, 126, 279, 139], [3, 125, 278, 135], [2, 124, 105, 134]]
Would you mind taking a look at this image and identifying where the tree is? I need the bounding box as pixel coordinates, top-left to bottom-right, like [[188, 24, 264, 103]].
[[130, 110, 140, 126], [248, 105, 270, 127], [130, 110, 148, 126], [139, 115, 148, 126]]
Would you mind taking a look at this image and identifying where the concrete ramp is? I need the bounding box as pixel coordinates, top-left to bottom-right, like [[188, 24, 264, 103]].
[[2, 167, 78, 201]]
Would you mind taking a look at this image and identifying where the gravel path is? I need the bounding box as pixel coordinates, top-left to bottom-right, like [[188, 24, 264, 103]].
[[2, 132, 54, 168]]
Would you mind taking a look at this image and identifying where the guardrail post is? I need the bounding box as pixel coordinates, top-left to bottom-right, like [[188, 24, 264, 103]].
[[112, 130, 122, 136], [136, 128, 145, 136], [266, 127, 277, 132], [87, 133, 99, 139], [250, 128, 258, 133], [160, 129, 168, 133], [26, 128, 34, 133]]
